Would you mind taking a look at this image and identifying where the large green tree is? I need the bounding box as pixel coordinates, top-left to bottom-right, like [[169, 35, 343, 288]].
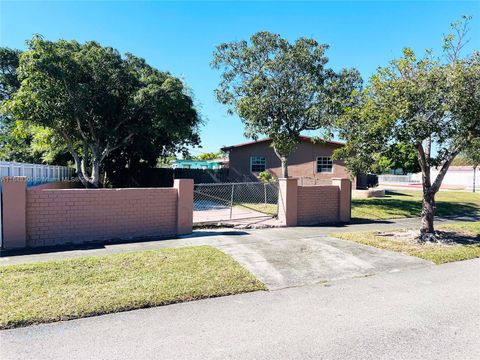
[[375, 143, 421, 175], [4, 36, 200, 187], [212, 32, 361, 177], [335, 18, 480, 239], [0, 47, 46, 163]]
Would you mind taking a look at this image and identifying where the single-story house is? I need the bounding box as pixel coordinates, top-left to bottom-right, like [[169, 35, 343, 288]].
[[221, 136, 353, 184], [172, 158, 228, 170]]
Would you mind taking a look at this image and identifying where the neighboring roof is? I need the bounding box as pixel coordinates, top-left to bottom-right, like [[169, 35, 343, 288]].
[[221, 136, 345, 151]]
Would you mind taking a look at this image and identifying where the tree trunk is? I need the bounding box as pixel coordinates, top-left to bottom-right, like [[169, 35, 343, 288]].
[[91, 159, 100, 188], [420, 189, 436, 236], [280, 156, 288, 178]]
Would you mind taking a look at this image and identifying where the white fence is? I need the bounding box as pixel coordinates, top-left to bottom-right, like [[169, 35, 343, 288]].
[[0, 161, 73, 187], [378, 174, 421, 185], [379, 169, 479, 191]]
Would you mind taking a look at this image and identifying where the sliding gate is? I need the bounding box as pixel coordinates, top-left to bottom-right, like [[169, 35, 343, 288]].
[[193, 182, 279, 224]]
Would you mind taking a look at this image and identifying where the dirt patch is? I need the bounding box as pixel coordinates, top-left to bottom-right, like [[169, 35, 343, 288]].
[[376, 229, 478, 246]]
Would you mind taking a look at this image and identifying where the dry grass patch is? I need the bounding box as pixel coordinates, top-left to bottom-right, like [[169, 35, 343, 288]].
[[237, 202, 278, 216], [332, 222, 480, 264], [0, 246, 265, 329]]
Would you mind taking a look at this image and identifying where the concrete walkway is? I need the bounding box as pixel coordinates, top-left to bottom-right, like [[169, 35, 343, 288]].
[[1, 215, 474, 266], [2, 258, 479, 360]]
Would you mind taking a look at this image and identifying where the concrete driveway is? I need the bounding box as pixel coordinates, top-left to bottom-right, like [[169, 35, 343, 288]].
[[214, 231, 431, 290], [1, 219, 435, 290]]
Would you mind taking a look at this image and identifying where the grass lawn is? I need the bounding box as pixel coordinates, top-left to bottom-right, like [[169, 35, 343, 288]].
[[332, 222, 480, 264], [0, 246, 265, 329], [237, 202, 278, 216], [352, 190, 480, 220]]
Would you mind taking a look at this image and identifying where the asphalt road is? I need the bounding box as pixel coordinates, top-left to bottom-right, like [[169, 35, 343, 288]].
[[2, 258, 479, 360]]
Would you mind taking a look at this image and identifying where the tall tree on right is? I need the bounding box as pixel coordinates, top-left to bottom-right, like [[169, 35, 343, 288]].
[[335, 16, 480, 240]]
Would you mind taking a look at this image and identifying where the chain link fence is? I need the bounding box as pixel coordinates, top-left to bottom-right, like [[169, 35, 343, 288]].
[[193, 182, 279, 223]]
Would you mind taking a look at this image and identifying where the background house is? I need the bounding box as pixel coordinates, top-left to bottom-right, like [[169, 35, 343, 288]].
[[222, 136, 353, 185]]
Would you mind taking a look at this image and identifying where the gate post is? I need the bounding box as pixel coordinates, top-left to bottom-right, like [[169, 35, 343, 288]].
[[174, 179, 194, 235], [277, 178, 298, 227], [1, 176, 27, 249], [333, 178, 351, 222]]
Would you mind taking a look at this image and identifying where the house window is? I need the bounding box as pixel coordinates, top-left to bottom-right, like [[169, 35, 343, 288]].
[[317, 157, 333, 173], [250, 156, 266, 172]]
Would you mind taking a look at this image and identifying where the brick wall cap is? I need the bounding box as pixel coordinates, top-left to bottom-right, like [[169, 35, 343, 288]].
[[2, 176, 27, 183]]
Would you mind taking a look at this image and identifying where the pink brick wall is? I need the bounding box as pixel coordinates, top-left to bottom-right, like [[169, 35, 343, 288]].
[[26, 188, 178, 247], [297, 185, 340, 225]]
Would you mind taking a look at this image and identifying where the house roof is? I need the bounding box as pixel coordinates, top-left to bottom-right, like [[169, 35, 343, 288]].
[[221, 136, 345, 151]]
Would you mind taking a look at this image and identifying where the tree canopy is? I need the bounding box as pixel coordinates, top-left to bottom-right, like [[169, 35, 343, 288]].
[[335, 17, 480, 238], [211, 31, 361, 177], [373, 143, 421, 175], [197, 151, 224, 160], [3, 36, 200, 187]]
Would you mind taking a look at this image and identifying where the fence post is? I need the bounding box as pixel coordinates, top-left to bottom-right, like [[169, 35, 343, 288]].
[[277, 178, 298, 226], [332, 178, 351, 222], [174, 179, 194, 235], [229, 183, 235, 220], [264, 183, 267, 205], [1, 176, 27, 249]]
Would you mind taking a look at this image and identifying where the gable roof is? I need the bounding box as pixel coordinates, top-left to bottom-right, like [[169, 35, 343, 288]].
[[221, 136, 345, 151]]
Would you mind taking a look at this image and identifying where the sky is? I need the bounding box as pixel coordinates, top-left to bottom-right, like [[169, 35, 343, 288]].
[[1, 1, 479, 156]]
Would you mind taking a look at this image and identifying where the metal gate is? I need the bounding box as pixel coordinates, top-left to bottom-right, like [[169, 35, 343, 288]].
[[193, 182, 279, 224]]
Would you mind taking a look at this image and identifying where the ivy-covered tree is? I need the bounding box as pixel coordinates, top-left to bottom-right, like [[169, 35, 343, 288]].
[[335, 17, 480, 239], [3, 36, 200, 187], [212, 31, 361, 177]]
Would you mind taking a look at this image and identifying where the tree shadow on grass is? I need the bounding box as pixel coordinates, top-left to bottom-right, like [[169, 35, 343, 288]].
[[384, 190, 415, 197], [433, 230, 480, 245], [353, 197, 479, 218]]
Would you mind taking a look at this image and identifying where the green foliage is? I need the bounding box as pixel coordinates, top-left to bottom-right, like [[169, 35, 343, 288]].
[[3, 36, 200, 187], [335, 17, 479, 234], [197, 151, 224, 160], [0, 47, 21, 101], [212, 31, 361, 176], [0, 47, 67, 164], [257, 170, 276, 184], [463, 141, 480, 167], [374, 143, 421, 174], [335, 17, 479, 186]]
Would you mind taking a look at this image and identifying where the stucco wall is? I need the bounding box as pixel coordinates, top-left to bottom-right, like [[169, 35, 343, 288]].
[[297, 185, 340, 225], [278, 178, 351, 227], [228, 139, 352, 183], [25, 188, 178, 247]]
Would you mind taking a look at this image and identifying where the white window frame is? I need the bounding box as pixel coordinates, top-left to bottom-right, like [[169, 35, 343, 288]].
[[316, 156, 333, 173], [250, 156, 266, 172]]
